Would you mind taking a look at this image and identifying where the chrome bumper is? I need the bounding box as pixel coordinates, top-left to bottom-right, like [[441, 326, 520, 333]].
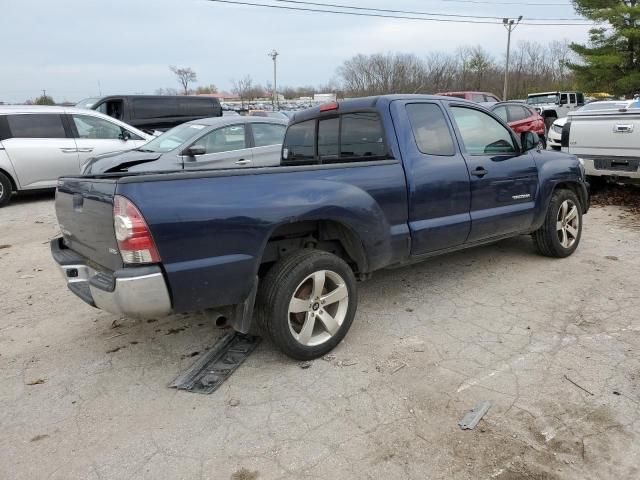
[[51, 238, 172, 318], [581, 157, 640, 180]]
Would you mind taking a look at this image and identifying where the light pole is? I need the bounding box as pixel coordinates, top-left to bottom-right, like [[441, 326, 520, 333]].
[[268, 49, 279, 111], [502, 16, 522, 101]]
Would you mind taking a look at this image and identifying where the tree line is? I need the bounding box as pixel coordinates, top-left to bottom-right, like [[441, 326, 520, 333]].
[[336, 40, 575, 100]]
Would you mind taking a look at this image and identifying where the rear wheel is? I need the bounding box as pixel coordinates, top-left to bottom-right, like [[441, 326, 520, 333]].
[[533, 189, 582, 258], [0, 172, 13, 207], [255, 249, 357, 360]]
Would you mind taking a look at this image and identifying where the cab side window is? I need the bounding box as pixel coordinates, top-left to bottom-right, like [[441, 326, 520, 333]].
[[450, 107, 516, 155], [406, 103, 455, 156], [282, 120, 316, 165]]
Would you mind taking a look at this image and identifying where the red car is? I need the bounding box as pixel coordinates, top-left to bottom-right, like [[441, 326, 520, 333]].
[[436, 91, 501, 102], [488, 102, 546, 148]]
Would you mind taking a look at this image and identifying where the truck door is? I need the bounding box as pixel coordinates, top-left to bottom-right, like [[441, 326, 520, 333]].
[[391, 100, 471, 255], [446, 104, 538, 242]]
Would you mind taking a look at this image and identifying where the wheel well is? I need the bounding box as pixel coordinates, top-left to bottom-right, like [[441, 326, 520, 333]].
[[554, 182, 586, 211], [0, 168, 17, 191], [261, 220, 367, 275]]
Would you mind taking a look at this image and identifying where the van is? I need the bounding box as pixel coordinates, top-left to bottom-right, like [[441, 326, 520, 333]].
[[75, 95, 222, 133]]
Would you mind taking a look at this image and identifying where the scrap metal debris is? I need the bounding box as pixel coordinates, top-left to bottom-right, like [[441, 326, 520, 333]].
[[169, 332, 260, 394], [459, 401, 491, 430], [26, 378, 45, 385]]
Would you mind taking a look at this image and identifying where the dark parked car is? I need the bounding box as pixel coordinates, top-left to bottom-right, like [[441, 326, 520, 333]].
[[75, 95, 222, 133], [487, 102, 547, 149], [52, 95, 589, 360]]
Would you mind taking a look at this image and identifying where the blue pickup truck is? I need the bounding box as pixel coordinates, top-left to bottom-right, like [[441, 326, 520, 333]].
[[51, 95, 589, 360]]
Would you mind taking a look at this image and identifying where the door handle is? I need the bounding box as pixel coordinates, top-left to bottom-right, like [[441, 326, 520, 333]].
[[60, 148, 77, 153], [471, 167, 488, 177], [614, 124, 633, 133], [77, 148, 94, 153], [235, 159, 251, 165]]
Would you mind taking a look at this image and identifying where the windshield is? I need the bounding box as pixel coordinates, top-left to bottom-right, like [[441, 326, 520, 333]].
[[141, 123, 207, 153], [75, 97, 101, 109], [527, 94, 558, 105]]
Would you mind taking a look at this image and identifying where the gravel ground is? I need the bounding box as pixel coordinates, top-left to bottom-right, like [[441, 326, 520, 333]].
[[1, 192, 639, 480]]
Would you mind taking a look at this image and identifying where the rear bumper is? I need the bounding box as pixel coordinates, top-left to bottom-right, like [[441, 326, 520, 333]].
[[50, 238, 172, 318], [581, 156, 640, 181]]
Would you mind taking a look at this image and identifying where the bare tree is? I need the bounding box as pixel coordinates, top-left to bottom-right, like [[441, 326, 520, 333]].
[[232, 75, 254, 107], [169, 66, 197, 95], [336, 42, 577, 100]]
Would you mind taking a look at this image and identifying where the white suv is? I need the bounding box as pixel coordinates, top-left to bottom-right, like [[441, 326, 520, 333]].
[[0, 106, 149, 206]]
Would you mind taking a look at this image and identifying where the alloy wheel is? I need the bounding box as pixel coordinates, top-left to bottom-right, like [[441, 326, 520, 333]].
[[287, 270, 349, 346], [556, 199, 579, 248]]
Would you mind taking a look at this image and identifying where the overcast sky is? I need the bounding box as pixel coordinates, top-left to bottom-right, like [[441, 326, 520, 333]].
[[2, 0, 591, 103]]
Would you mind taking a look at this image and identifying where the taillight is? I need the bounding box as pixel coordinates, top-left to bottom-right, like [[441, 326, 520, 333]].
[[113, 195, 160, 264]]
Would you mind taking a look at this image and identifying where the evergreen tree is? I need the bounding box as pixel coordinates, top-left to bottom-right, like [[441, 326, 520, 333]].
[[569, 0, 640, 96]]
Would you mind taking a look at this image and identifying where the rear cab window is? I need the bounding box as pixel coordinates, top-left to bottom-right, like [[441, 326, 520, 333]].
[[282, 111, 386, 166]]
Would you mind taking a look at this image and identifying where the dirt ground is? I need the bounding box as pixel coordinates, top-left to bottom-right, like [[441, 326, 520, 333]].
[[1, 192, 639, 480]]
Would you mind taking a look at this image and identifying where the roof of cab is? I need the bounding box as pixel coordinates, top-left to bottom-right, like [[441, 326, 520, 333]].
[[289, 94, 476, 124]]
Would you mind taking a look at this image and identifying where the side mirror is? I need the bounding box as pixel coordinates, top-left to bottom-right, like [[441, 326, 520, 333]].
[[184, 145, 206, 157], [119, 130, 131, 141], [521, 131, 540, 152]]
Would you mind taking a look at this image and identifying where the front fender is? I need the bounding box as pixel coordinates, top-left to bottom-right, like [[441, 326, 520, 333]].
[[531, 150, 588, 230]]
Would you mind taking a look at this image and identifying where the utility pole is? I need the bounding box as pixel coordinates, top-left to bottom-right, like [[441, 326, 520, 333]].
[[502, 16, 522, 101], [268, 49, 279, 111]]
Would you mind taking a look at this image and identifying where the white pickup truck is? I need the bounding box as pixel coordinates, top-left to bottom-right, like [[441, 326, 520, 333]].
[[562, 102, 640, 186]]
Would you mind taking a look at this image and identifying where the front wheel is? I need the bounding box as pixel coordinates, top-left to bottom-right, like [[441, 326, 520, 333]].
[[255, 249, 358, 360], [533, 189, 583, 258]]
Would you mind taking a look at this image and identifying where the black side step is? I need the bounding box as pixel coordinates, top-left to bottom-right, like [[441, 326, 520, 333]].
[[168, 332, 261, 394]]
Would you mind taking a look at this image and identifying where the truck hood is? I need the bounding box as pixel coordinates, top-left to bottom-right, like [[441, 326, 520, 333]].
[[82, 149, 163, 175]]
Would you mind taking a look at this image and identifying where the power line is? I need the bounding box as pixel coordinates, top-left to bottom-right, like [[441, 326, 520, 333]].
[[272, 0, 585, 21], [207, 0, 593, 25]]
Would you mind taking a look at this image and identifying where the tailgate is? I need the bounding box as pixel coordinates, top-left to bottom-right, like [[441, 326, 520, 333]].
[[569, 112, 640, 157], [55, 177, 123, 271]]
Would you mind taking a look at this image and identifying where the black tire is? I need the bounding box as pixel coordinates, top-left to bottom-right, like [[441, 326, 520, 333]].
[[255, 249, 358, 360], [544, 116, 556, 131], [0, 172, 13, 207], [533, 189, 583, 258]]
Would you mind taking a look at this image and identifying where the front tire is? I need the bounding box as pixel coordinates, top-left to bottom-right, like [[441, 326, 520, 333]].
[[533, 189, 582, 258], [0, 172, 13, 207], [255, 249, 358, 360]]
